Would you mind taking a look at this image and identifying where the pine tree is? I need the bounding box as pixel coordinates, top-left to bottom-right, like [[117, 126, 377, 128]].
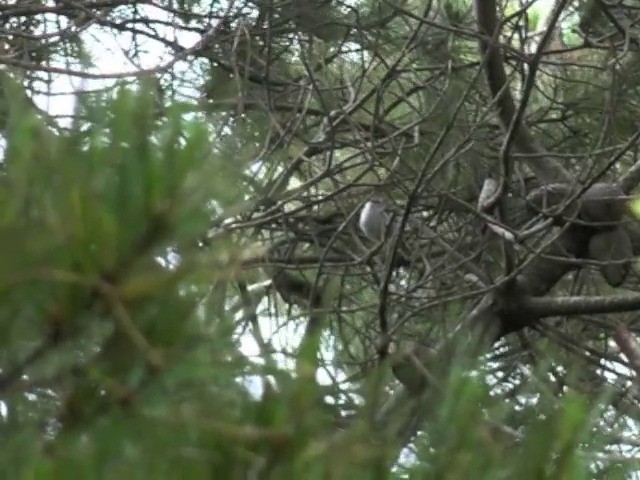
[[1, 1, 640, 477]]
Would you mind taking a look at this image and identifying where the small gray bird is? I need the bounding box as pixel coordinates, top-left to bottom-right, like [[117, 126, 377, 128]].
[[477, 176, 500, 213], [359, 197, 394, 242], [359, 196, 413, 268]]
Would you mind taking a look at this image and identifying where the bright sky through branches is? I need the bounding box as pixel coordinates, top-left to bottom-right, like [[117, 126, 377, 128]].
[[34, 0, 559, 123], [29, 0, 563, 395]]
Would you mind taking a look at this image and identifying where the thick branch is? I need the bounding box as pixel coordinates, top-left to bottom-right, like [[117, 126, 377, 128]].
[[474, 0, 571, 183], [613, 323, 640, 379], [521, 293, 640, 318], [515, 226, 588, 296]]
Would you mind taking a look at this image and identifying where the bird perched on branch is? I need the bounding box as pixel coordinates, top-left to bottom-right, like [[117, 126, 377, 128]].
[[359, 196, 395, 242], [477, 176, 516, 242], [358, 196, 412, 268]]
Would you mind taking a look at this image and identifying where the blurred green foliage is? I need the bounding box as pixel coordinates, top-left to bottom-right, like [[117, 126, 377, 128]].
[[0, 79, 625, 479]]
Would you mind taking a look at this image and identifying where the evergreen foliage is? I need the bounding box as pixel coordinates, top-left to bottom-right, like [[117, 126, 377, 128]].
[[1, 0, 640, 478]]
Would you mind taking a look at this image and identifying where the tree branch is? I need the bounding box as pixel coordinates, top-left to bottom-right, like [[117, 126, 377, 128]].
[[474, 0, 572, 183], [613, 323, 640, 380], [619, 155, 640, 194], [521, 293, 640, 318]]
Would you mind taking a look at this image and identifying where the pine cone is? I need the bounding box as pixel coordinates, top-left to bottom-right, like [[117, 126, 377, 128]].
[[588, 226, 632, 287]]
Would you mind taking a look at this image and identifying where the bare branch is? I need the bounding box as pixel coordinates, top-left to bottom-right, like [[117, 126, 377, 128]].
[[613, 323, 640, 380], [474, 0, 572, 183], [522, 293, 640, 318]]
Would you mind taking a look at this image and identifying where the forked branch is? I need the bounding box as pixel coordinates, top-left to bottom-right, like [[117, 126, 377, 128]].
[[474, 0, 571, 183]]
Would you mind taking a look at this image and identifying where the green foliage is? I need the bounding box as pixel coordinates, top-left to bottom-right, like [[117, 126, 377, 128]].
[[0, 82, 248, 466], [0, 79, 624, 479], [408, 374, 605, 480], [4, 0, 640, 477]]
